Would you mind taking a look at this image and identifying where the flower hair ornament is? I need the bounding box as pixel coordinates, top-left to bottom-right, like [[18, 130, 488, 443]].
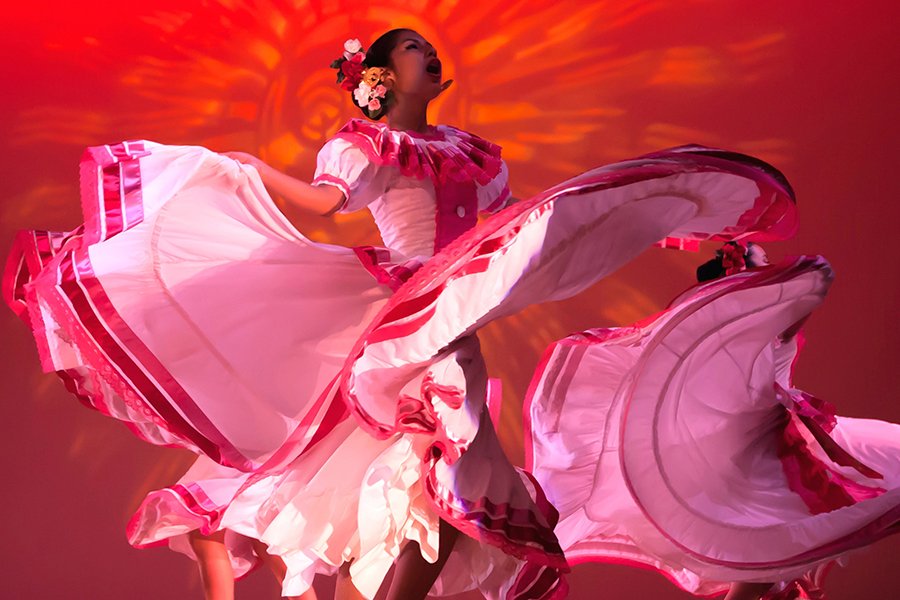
[[696, 241, 770, 282], [330, 38, 393, 120]]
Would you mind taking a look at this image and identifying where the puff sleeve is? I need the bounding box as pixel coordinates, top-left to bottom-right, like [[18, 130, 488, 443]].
[[312, 137, 387, 213]]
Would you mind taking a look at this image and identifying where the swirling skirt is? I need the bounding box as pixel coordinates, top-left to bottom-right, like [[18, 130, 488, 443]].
[[6, 140, 809, 598]]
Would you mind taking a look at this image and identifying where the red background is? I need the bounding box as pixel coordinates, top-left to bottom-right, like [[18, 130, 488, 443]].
[[1, 1, 898, 598]]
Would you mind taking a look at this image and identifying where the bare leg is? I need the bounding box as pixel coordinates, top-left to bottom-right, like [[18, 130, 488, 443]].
[[724, 582, 776, 600], [334, 562, 367, 600], [249, 538, 318, 600], [189, 530, 234, 600], [380, 519, 459, 600]]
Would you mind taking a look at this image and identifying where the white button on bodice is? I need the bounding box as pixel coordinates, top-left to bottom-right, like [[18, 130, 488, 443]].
[[456, 205, 466, 218]]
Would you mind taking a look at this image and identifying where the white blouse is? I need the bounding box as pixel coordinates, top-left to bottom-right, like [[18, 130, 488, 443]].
[[312, 120, 511, 260]]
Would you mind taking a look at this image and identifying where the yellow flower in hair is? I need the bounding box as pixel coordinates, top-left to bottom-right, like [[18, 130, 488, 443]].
[[362, 67, 388, 88]]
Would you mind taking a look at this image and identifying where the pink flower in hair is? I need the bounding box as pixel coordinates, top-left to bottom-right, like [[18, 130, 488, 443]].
[[343, 38, 363, 59], [374, 84, 387, 98], [368, 98, 382, 112], [721, 242, 748, 276]]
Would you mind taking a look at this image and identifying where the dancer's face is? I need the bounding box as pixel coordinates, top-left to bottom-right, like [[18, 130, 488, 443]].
[[385, 31, 444, 100]]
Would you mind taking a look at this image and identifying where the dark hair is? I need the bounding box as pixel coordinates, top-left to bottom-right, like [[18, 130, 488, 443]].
[[696, 241, 767, 282], [365, 28, 415, 69], [353, 28, 415, 120], [696, 257, 727, 282]]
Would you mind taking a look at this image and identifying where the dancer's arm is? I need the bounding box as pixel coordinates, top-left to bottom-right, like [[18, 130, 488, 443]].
[[223, 152, 344, 216]]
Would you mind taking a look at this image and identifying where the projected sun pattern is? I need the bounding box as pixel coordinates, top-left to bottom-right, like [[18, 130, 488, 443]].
[[6, 0, 790, 509]]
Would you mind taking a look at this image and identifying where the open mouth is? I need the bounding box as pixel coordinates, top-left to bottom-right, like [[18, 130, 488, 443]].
[[426, 58, 442, 80]]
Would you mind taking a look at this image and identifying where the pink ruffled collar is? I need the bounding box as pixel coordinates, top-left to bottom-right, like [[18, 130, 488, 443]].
[[332, 119, 503, 185]]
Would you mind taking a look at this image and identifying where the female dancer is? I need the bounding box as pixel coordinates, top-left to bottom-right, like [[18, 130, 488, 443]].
[[526, 242, 900, 600], [9, 27, 889, 600]]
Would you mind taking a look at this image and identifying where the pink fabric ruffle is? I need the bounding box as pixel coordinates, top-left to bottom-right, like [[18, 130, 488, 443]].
[[333, 118, 504, 186]]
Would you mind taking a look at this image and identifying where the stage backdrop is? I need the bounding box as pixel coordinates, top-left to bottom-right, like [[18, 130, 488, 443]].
[[1, 1, 897, 598]]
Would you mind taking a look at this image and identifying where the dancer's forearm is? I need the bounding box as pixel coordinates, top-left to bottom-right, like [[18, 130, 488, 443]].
[[223, 151, 344, 215], [256, 163, 344, 215]]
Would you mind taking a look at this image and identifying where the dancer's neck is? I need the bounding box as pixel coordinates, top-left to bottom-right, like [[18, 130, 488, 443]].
[[386, 97, 429, 134]]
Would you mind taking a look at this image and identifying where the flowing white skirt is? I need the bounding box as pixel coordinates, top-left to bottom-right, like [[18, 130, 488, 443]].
[[7, 141, 816, 598]]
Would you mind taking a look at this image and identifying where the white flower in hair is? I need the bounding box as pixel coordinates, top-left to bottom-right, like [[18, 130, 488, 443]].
[[354, 82, 372, 108], [746, 243, 769, 267], [343, 38, 363, 59]]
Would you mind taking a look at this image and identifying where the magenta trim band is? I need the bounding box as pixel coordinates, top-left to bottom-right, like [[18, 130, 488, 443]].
[[63, 246, 235, 462], [126, 483, 225, 547], [312, 173, 351, 201]]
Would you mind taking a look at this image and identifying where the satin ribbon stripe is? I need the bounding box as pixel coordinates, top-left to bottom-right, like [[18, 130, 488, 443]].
[[60, 246, 233, 462], [126, 483, 225, 547]]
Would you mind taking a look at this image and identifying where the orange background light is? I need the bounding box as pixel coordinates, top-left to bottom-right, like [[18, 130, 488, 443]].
[[1, 1, 898, 598]]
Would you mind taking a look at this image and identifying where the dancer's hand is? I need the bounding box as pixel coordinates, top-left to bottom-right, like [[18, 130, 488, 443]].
[[222, 151, 266, 172]]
